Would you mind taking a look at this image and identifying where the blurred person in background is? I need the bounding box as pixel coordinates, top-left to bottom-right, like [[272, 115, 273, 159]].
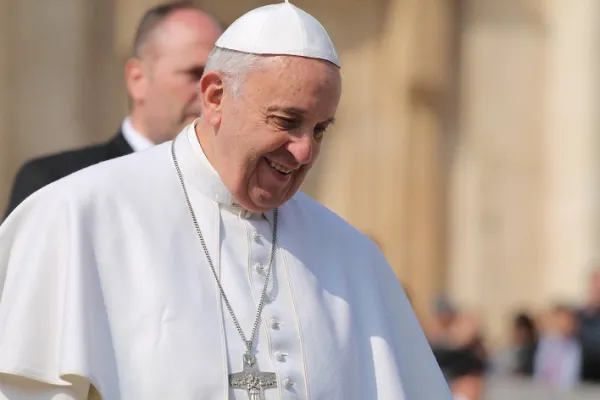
[[433, 315, 487, 400], [3, 1, 222, 219], [428, 296, 488, 399], [435, 348, 486, 400], [534, 304, 582, 390], [492, 312, 538, 377], [428, 294, 459, 348], [511, 313, 539, 376], [428, 295, 487, 359], [452, 314, 488, 363], [579, 268, 600, 384]]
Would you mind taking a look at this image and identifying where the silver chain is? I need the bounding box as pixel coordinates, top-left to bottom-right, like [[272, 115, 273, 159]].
[[171, 139, 278, 354]]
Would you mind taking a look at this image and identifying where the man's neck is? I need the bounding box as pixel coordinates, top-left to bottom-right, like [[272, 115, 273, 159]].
[[128, 116, 156, 142], [128, 109, 167, 145]]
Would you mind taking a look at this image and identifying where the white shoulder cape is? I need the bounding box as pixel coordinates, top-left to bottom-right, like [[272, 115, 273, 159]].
[[0, 132, 451, 399]]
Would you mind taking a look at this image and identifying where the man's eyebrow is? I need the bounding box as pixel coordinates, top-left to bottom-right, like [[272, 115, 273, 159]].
[[267, 106, 336, 124], [266, 106, 308, 116]]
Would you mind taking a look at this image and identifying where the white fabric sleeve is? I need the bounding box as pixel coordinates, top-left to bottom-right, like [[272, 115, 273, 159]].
[[0, 188, 116, 398], [0, 374, 89, 400], [367, 243, 454, 399]]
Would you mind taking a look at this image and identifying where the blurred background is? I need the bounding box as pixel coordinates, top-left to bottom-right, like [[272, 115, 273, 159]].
[[1, 0, 599, 398]]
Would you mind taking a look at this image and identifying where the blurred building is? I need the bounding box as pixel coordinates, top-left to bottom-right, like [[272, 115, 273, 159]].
[[0, 0, 599, 345]]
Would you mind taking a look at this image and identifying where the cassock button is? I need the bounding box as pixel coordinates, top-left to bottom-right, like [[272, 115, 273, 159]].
[[284, 378, 296, 389], [254, 263, 266, 276], [269, 318, 281, 330], [274, 351, 287, 362]]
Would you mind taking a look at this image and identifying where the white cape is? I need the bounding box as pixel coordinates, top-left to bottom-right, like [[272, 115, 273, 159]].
[[0, 125, 451, 399]]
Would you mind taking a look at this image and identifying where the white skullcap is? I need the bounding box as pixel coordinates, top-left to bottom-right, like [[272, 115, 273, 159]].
[[215, 0, 340, 67]]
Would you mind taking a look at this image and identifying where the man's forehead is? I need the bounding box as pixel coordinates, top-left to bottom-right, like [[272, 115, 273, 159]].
[[250, 56, 341, 92], [275, 55, 340, 73], [165, 9, 222, 37], [150, 10, 221, 54], [236, 55, 341, 117]]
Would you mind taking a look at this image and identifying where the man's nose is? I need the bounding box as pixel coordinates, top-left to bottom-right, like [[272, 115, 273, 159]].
[[286, 133, 315, 165]]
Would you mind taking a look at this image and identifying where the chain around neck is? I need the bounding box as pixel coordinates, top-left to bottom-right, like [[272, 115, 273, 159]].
[[170, 139, 279, 354]]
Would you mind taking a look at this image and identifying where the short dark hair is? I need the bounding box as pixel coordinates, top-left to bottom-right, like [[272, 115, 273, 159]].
[[514, 312, 537, 341], [433, 347, 487, 381], [131, 1, 199, 58]]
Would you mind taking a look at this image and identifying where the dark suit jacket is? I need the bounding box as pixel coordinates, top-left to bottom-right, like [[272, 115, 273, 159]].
[[3, 131, 133, 220], [579, 309, 600, 383]]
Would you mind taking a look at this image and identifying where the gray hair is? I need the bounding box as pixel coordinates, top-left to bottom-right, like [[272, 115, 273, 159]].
[[203, 47, 266, 97]]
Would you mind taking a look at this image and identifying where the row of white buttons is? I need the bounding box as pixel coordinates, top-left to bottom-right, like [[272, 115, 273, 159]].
[[249, 228, 296, 392], [272, 331, 293, 388], [279, 348, 295, 388]]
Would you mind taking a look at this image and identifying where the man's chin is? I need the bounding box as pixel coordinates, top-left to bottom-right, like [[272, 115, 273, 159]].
[[247, 190, 290, 212]]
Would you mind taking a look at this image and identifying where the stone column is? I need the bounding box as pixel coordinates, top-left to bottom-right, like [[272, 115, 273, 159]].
[[0, 0, 89, 213], [306, 0, 455, 319], [362, 0, 415, 278], [0, 0, 12, 211], [80, 1, 125, 142], [302, 0, 410, 249], [541, 0, 600, 302], [402, 0, 455, 319], [404, 90, 447, 319], [11, 0, 89, 154], [448, 0, 547, 344]]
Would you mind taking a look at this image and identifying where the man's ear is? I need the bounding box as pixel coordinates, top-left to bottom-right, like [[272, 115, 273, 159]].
[[200, 71, 225, 126], [125, 58, 147, 103]]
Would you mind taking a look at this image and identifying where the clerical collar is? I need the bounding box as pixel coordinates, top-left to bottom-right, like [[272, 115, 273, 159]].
[[190, 121, 219, 176], [174, 121, 263, 219], [121, 117, 154, 152]]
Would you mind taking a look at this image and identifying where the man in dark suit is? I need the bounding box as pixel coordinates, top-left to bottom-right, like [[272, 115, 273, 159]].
[[4, 1, 222, 219], [579, 269, 600, 384]]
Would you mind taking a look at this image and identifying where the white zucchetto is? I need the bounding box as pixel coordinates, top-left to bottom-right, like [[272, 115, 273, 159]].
[[215, 0, 341, 67]]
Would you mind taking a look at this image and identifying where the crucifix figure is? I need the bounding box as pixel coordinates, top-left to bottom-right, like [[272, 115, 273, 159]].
[[229, 353, 278, 400]]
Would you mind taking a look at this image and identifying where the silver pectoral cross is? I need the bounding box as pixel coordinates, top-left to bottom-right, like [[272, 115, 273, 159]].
[[229, 353, 277, 400]]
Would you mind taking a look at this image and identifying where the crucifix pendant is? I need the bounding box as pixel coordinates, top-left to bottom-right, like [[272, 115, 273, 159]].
[[229, 352, 277, 400]]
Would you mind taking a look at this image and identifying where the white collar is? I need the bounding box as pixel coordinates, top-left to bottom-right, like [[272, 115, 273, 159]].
[[121, 117, 155, 152], [174, 121, 265, 219]]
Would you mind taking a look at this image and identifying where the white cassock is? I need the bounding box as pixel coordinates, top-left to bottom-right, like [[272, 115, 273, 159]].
[[0, 122, 452, 399]]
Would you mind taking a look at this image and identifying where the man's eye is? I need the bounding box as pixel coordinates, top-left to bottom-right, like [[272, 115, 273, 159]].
[[276, 117, 300, 130], [189, 68, 204, 80], [313, 125, 328, 140]]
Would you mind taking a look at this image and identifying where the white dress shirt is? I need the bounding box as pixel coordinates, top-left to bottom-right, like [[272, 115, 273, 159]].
[[121, 117, 154, 152]]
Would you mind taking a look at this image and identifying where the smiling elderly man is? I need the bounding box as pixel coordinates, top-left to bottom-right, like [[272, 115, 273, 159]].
[[0, 1, 451, 399]]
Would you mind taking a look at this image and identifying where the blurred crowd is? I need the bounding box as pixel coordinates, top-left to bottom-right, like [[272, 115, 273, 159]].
[[426, 269, 600, 399]]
